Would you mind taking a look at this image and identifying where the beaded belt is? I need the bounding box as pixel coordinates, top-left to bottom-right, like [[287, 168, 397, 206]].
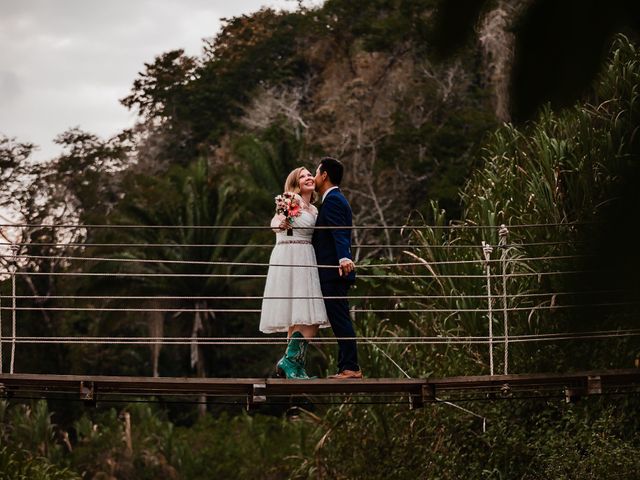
[[277, 239, 312, 245]]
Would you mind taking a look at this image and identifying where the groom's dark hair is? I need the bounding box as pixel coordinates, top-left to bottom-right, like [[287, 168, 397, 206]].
[[319, 157, 344, 185]]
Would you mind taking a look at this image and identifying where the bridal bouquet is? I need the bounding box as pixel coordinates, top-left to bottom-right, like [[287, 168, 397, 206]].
[[275, 192, 301, 236]]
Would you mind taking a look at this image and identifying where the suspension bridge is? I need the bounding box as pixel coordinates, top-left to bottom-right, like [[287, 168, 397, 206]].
[[0, 222, 639, 411]]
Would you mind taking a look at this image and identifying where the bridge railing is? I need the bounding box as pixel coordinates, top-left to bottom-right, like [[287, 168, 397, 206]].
[[0, 222, 637, 377]]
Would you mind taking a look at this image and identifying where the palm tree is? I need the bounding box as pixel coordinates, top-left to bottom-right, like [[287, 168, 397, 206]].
[[69, 125, 308, 397], [228, 122, 308, 226], [74, 159, 256, 395]]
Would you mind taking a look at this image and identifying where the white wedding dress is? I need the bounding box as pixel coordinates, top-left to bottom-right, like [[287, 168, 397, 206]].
[[259, 207, 330, 333]]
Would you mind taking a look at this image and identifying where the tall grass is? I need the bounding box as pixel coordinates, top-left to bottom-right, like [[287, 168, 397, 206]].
[[393, 34, 640, 377]]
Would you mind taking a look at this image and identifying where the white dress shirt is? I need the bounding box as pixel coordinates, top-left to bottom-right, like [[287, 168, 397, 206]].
[[321, 186, 339, 203]]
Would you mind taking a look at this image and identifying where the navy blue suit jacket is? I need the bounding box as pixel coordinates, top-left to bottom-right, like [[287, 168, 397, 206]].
[[312, 188, 356, 284]]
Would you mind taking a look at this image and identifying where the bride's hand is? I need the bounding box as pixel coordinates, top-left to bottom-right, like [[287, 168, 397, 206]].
[[278, 219, 290, 231], [271, 213, 289, 233]]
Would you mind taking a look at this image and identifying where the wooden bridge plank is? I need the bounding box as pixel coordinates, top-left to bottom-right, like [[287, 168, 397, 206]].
[[428, 369, 640, 388], [0, 369, 638, 399], [265, 378, 425, 395]]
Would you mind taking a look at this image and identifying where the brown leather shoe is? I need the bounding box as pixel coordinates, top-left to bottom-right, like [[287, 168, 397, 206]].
[[328, 370, 363, 379]]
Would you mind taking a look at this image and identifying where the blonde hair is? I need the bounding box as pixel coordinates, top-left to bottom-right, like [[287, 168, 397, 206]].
[[284, 167, 317, 203]]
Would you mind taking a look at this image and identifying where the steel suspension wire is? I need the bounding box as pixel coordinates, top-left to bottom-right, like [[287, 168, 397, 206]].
[[0, 253, 591, 267], [362, 337, 488, 426], [7, 270, 599, 278], [2, 302, 637, 313], [6, 240, 586, 249], [0, 222, 591, 229], [8, 289, 628, 301], [4, 329, 639, 345]]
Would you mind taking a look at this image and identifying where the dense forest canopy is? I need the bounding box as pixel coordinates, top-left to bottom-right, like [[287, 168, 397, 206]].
[[1, 0, 639, 478]]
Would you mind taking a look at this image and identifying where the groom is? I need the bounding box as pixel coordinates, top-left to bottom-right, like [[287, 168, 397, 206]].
[[312, 157, 362, 379]]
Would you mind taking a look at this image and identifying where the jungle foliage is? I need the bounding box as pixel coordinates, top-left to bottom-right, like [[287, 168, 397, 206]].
[[1, 0, 639, 478]]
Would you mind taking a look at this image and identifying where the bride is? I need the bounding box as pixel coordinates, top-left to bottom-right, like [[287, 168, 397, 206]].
[[259, 167, 330, 379]]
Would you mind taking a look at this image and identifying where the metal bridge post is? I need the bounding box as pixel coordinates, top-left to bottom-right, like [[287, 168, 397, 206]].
[[9, 243, 18, 374], [482, 241, 494, 376], [0, 254, 3, 374], [247, 383, 267, 411], [499, 225, 509, 374]]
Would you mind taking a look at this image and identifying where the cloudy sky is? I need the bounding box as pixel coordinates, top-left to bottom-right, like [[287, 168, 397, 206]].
[[0, 0, 317, 162]]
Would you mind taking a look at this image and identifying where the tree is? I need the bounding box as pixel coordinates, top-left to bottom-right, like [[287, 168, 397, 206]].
[[431, 0, 640, 121], [121, 9, 309, 165], [74, 158, 269, 394], [0, 130, 129, 373]]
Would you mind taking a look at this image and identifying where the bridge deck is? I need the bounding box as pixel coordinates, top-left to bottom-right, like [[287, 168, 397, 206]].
[[1, 369, 638, 407]]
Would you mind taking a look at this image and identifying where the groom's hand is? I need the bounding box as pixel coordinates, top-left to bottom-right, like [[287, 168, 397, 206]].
[[339, 259, 355, 276]]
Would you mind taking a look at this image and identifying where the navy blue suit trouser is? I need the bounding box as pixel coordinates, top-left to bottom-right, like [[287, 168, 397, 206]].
[[320, 280, 359, 372]]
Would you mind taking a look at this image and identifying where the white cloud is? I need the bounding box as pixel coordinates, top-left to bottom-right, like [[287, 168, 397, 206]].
[[0, 0, 309, 161], [0, 71, 22, 104]]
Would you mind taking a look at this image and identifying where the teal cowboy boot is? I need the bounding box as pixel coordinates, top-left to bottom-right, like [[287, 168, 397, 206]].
[[294, 336, 317, 380], [276, 331, 313, 380]]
